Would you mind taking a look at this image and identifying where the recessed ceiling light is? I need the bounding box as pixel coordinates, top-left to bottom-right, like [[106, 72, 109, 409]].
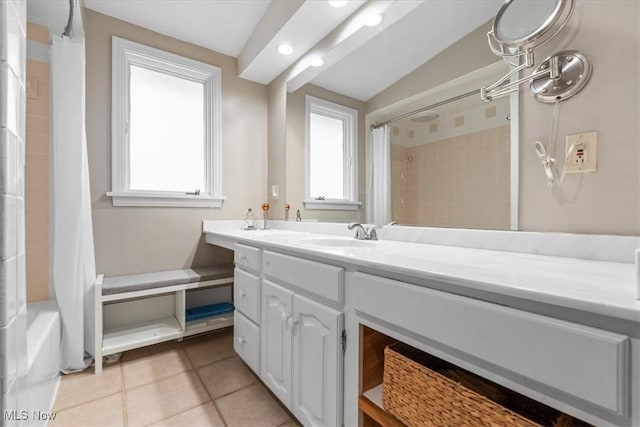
[[310, 57, 324, 67], [365, 13, 383, 27], [278, 43, 293, 56], [328, 1, 348, 8]]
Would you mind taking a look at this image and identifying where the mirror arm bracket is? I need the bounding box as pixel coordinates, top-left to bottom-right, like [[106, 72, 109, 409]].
[[482, 61, 558, 102]]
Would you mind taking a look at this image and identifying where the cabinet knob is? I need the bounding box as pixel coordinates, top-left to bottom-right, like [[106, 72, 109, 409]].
[[281, 312, 289, 323], [239, 290, 247, 298], [238, 336, 246, 344], [239, 254, 247, 260], [287, 316, 298, 327]]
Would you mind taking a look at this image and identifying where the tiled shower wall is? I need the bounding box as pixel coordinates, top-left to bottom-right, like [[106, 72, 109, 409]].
[[391, 125, 511, 230], [25, 22, 50, 303], [1, 0, 29, 421]]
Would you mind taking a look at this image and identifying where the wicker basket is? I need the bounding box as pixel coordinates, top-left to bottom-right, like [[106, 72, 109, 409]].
[[382, 343, 541, 427]]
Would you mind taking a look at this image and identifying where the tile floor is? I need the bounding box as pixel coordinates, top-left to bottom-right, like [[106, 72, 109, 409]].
[[50, 328, 301, 427]]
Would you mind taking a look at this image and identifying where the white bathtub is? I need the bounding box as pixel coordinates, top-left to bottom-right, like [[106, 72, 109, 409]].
[[27, 300, 61, 426]]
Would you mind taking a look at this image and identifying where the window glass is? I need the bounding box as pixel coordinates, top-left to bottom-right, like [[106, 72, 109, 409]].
[[110, 36, 223, 207], [129, 65, 205, 192], [309, 112, 344, 199], [304, 95, 358, 209]]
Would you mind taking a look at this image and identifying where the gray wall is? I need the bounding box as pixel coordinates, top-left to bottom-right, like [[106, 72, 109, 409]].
[[85, 10, 269, 275]]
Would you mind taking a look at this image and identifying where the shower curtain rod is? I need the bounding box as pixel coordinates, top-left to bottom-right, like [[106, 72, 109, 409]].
[[62, 0, 74, 38], [370, 88, 481, 131]]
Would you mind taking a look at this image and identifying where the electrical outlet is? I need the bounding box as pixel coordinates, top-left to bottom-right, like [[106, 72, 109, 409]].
[[566, 132, 597, 173]]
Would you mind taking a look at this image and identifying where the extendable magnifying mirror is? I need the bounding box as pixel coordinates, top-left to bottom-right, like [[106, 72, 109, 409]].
[[481, 0, 592, 103]]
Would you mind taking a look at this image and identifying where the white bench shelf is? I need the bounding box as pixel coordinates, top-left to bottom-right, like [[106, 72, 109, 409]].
[[94, 266, 234, 374]]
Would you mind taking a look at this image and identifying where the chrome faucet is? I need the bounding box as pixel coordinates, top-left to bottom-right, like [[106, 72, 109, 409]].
[[348, 223, 382, 240]]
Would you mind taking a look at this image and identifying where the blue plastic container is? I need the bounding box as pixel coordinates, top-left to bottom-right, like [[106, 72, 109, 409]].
[[186, 302, 235, 322]]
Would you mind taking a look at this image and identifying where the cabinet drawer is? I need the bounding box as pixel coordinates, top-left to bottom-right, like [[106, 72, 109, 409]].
[[263, 251, 343, 304], [234, 268, 260, 324], [234, 244, 261, 273], [234, 310, 260, 375], [351, 272, 629, 414]]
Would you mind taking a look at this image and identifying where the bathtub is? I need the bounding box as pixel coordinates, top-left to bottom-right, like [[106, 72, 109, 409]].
[[27, 300, 61, 426]]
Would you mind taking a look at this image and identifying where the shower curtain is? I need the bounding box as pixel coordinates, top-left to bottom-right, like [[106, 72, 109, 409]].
[[367, 125, 391, 224], [50, 33, 97, 372]]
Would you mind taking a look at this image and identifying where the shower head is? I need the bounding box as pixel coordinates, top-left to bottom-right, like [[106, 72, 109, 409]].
[[409, 110, 440, 123]]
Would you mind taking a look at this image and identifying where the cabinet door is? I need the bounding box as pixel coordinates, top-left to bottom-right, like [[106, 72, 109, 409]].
[[260, 280, 294, 407], [234, 310, 260, 375], [292, 294, 344, 427], [234, 268, 261, 324]]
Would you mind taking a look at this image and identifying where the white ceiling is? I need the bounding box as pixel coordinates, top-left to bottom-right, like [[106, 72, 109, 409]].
[[28, 0, 84, 37], [29, 0, 505, 104], [309, 0, 504, 101], [239, 0, 365, 84], [83, 0, 271, 57]]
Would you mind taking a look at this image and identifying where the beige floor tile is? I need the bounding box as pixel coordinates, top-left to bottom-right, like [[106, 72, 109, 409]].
[[125, 370, 210, 427], [148, 402, 224, 427], [215, 384, 291, 427], [121, 340, 182, 362], [123, 344, 193, 389], [182, 328, 235, 368], [50, 393, 124, 427], [197, 356, 256, 399], [53, 363, 122, 411]]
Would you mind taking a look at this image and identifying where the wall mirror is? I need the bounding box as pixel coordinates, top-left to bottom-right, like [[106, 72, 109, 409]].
[[283, 1, 521, 230], [366, 62, 519, 231], [280, 1, 638, 236]]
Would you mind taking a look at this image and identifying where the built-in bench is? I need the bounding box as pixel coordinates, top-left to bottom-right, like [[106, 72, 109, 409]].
[[94, 265, 234, 374]]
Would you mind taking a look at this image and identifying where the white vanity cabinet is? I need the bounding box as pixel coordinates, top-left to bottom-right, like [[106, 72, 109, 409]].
[[261, 280, 293, 404], [349, 271, 633, 427], [233, 244, 262, 375], [261, 251, 345, 427], [204, 222, 640, 427]]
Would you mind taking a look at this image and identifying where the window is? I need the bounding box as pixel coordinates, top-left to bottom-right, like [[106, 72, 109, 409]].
[[305, 95, 359, 210], [108, 37, 224, 207]]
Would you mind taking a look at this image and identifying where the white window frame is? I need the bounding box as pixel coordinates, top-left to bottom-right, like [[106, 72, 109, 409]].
[[304, 95, 360, 211], [107, 36, 224, 208]]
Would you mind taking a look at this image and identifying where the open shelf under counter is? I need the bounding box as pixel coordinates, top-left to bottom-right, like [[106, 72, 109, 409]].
[[103, 316, 183, 355], [359, 384, 405, 427]]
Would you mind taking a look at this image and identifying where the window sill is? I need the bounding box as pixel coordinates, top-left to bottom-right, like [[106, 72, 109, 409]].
[[106, 192, 226, 208], [303, 199, 361, 211]]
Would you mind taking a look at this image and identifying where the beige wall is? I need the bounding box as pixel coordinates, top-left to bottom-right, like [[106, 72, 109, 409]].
[[85, 10, 268, 275], [267, 75, 287, 220], [25, 22, 50, 302], [366, 22, 496, 115], [285, 84, 366, 223], [517, 1, 639, 235], [367, 2, 640, 235]]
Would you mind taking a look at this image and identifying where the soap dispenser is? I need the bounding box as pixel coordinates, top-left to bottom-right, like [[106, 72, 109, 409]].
[[242, 208, 257, 230]]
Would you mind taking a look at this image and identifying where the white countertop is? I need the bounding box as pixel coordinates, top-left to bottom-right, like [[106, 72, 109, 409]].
[[203, 222, 640, 324]]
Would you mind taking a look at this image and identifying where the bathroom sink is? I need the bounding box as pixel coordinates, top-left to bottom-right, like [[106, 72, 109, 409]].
[[296, 238, 376, 248]]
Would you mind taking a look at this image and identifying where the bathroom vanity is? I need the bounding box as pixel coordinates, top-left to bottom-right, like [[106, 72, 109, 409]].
[[204, 220, 640, 427], [232, 240, 344, 426]]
